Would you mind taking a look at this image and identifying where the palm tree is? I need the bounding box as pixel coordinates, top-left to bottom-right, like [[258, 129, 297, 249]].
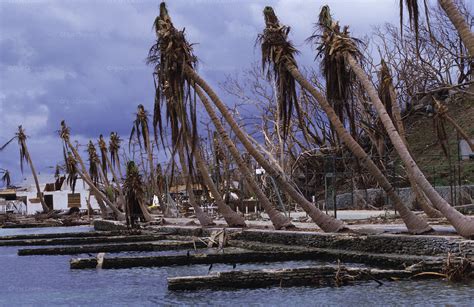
[[130, 104, 156, 195], [109, 132, 124, 178], [319, 7, 474, 237], [1, 126, 50, 212], [60, 121, 125, 220], [258, 6, 431, 234], [147, 3, 293, 230], [0, 169, 11, 188], [122, 161, 150, 227]]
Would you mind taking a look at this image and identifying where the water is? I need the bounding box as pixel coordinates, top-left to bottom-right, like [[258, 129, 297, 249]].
[[1, 227, 473, 306]]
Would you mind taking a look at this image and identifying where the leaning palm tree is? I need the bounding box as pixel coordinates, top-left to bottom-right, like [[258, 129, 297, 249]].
[[148, 2, 338, 231], [318, 6, 474, 237], [59, 121, 125, 220], [1, 126, 49, 212], [379, 59, 442, 218], [99, 135, 128, 212], [148, 2, 293, 229], [258, 6, 431, 234], [130, 104, 156, 195], [0, 168, 11, 188]]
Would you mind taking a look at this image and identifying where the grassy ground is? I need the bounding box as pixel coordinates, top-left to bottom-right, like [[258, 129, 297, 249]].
[[404, 98, 474, 186]]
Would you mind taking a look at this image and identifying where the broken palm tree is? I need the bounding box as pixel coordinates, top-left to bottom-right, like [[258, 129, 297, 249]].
[[0, 126, 50, 213]]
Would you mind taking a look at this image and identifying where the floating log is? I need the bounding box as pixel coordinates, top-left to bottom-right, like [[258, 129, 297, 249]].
[[167, 265, 420, 290], [18, 240, 206, 256], [70, 249, 325, 270], [0, 230, 143, 241], [0, 234, 167, 247]]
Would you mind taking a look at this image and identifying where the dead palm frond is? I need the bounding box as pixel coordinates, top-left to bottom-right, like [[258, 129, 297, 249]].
[[146, 2, 197, 152], [147, 2, 201, 180], [129, 104, 151, 152], [0, 126, 29, 173], [308, 6, 361, 123], [0, 169, 11, 187], [98, 134, 108, 175], [399, 0, 432, 54], [378, 59, 394, 119], [109, 132, 122, 169], [16, 126, 29, 173], [123, 161, 145, 227], [258, 6, 301, 139], [87, 141, 100, 185], [65, 151, 78, 193], [59, 120, 71, 145]]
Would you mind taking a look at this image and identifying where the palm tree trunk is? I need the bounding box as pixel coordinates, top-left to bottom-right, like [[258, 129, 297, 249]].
[[186, 67, 342, 232], [284, 62, 432, 234], [22, 140, 50, 213], [76, 167, 125, 220], [390, 81, 442, 218], [66, 140, 125, 220], [103, 151, 127, 211], [144, 129, 157, 195], [194, 85, 294, 230], [190, 138, 247, 227], [178, 148, 215, 227], [438, 0, 474, 56], [346, 54, 474, 237]]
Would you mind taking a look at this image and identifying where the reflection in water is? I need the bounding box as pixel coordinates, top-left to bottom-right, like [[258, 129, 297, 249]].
[[0, 227, 473, 305]]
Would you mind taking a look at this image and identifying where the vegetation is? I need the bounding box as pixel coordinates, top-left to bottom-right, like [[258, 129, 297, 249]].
[[1, 1, 473, 237]]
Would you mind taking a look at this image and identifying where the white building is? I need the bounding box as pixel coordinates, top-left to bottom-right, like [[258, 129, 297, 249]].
[[14, 174, 102, 214]]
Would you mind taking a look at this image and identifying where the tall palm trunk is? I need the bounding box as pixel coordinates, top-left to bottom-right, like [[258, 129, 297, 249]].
[[186, 67, 343, 232], [144, 129, 157, 196], [177, 148, 215, 227], [194, 86, 294, 230], [438, 0, 474, 56], [389, 78, 443, 218], [284, 62, 432, 234], [21, 140, 49, 212], [66, 141, 125, 220], [191, 138, 247, 227], [102, 146, 128, 212], [346, 54, 474, 237]]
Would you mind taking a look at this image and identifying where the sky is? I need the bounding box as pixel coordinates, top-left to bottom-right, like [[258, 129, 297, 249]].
[[0, 0, 425, 185]]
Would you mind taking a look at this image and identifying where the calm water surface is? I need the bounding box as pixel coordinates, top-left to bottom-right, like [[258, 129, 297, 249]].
[[0, 227, 473, 306]]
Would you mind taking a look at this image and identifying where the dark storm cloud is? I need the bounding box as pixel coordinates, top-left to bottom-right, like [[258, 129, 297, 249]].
[[0, 0, 399, 183]]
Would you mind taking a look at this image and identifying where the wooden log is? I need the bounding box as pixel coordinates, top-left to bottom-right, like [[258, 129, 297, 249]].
[[18, 240, 206, 256], [0, 235, 166, 247], [0, 230, 144, 241], [167, 265, 419, 290], [70, 249, 325, 270]]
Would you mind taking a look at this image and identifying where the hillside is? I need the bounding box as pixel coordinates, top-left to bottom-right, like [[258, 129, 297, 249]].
[[404, 98, 474, 186]]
